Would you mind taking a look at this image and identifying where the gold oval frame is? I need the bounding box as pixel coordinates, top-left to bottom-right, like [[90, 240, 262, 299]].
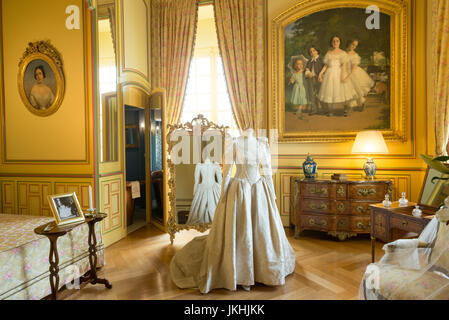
[[17, 41, 65, 117]]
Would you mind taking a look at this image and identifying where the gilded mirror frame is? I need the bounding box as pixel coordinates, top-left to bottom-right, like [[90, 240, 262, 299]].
[[166, 114, 228, 244]]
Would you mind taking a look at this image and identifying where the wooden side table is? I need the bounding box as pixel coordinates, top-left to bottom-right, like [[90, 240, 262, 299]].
[[369, 202, 435, 262], [34, 212, 112, 300]]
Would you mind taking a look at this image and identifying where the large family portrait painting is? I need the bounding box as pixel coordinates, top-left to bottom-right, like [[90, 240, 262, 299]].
[[284, 7, 391, 133]]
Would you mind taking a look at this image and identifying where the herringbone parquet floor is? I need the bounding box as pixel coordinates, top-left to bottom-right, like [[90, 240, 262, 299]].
[[64, 224, 384, 300]]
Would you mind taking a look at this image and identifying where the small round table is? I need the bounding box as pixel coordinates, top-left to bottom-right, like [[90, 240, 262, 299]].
[[34, 212, 112, 300]]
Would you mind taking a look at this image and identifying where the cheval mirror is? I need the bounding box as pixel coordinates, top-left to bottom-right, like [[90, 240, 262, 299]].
[[166, 114, 228, 244]]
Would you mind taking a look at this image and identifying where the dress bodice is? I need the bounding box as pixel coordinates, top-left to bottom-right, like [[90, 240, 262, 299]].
[[224, 136, 273, 186], [324, 51, 348, 68], [234, 164, 261, 185], [348, 52, 361, 65], [196, 162, 221, 188], [292, 72, 304, 83], [347, 52, 361, 71]]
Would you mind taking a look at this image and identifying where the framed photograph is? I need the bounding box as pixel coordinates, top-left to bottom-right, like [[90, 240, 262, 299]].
[[17, 40, 65, 117], [48, 192, 85, 226], [271, 0, 410, 142]]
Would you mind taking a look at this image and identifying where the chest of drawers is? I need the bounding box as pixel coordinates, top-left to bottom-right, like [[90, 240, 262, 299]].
[[292, 179, 392, 240]]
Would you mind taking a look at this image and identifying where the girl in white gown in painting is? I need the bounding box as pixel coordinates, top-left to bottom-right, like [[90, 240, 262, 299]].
[[170, 129, 295, 293], [186, 158, 222, 225], [318, 35, 358, 116], [343, 39, 375, 110]]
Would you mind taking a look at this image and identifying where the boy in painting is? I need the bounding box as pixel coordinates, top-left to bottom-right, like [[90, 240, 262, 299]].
[[305, 46, 324, 115], [289, 56, 308, 119]]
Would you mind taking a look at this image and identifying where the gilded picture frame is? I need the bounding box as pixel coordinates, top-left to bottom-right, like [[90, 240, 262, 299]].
[[17, 41, 65, 117], [271, 0, 410, 142], [48, 192, 85, 226]]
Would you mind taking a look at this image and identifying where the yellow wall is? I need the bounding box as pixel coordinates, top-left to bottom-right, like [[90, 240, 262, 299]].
[[0, 0, 93, 174], [0, 0, 95, 218], [120, 0, 150, 91], [267, 0, 431, 226]]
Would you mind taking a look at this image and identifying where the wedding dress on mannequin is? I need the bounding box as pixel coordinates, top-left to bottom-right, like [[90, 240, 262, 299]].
[[170, 129, 295, 293], [186, 158, 222, 224]]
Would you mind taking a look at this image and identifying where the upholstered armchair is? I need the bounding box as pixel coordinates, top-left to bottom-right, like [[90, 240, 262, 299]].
[[360, 202, 449, 300]]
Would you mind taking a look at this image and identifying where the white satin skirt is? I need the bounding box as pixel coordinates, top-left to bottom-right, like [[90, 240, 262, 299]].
[[170, 176, 296, 293]]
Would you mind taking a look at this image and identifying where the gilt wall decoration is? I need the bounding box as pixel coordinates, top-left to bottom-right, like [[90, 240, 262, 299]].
[[17, 40, 65, 117]]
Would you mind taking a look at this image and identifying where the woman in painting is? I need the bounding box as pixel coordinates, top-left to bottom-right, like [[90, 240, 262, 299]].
[[318, 35, 357, 116], [342, 39, 375, 111], [29, 65, 55, 110], [288, 56, 308, 119]]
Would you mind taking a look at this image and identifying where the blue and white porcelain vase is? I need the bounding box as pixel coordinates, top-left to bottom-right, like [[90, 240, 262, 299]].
[[302, 154, 317, 179]]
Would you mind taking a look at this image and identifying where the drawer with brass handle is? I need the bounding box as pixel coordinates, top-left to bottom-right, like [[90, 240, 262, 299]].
[[356, 221, 371, 229], [390, 216, 422, 233], [300, 215, 329, 229], [350, 217, 371, 232], [349, 184, 386, 201], [302, 199, 329, 212], [309, 218, 327, 227], [350, 202, 375, 215], [309, 187, 328, 195], [357, 188, 376, 196], [309, 203, 328, 210], [301, 184, 329, 198]]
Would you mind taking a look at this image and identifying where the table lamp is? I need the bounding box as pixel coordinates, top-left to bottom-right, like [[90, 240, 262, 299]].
[[351, 131, 388, 180]]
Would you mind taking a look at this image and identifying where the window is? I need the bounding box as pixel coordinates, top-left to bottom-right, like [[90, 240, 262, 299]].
[[180, 5, 236, 129]]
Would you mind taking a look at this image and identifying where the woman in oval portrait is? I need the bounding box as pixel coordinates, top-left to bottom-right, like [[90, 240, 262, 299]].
[[29, 65, 55, 110]]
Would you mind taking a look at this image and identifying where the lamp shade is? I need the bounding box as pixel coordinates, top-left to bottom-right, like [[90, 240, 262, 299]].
[[352, 131, 388, 154]]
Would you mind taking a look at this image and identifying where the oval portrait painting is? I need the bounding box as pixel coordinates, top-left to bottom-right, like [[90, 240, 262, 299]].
[[18, 41, 65, 117], [23, 59, 57, 110]]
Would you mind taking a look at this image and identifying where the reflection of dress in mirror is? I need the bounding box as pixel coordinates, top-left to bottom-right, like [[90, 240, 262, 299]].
[[29, 66, 55, 110], [170, 129, 295, 293], [186, 158, 222, 225]]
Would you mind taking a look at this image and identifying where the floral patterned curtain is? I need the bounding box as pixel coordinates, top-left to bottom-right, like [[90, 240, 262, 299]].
[[150, 0, 198, 125], [214, 0, 265, 132], [433, 0, 449, 156]]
